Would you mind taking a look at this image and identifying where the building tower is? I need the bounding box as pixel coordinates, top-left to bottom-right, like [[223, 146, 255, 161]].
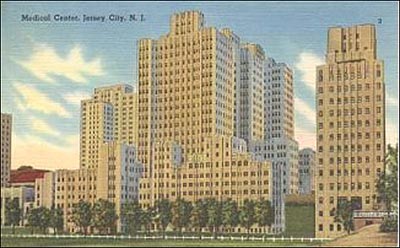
[[137, 11, 272, 222], [315, 24, 385, 238], [249, 57, 299, 232], [80, 84, 138, 169], [237, 43, 265, 145], [1, 113, 12, 187]]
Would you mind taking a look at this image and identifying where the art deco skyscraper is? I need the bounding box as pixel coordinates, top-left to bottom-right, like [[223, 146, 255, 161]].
[[250, 57, 299, 232], [237, 43, 265, 145], [80, 100, 113, 168], [137, 11, 272, 216], [1, 113, 12, 187], [80, 84, 138, 169], [315, 24, 385, 238]]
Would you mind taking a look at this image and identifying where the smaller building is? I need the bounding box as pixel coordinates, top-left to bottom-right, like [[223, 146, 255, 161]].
[[298, 148, 315, 194], [1, 186, 34, 226], [10, 165, 49, 188], [353, 210, 396, 230], [35, 142, 143, 234]]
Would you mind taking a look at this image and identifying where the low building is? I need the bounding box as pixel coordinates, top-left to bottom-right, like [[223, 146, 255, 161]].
[[35, 142, 143, 234], [1, 186, 34, 226], [249, 137, 299, 233], [298, 148, 316, 194], [10, 165, 49, 188]]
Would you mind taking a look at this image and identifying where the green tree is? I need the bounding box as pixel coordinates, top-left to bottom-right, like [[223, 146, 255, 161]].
[[171, 198, 193, 234], [191, 199, 208, 239], [142, 206, 156, 234], [26, 207, 51, 234], [255, 198, 274, 233], [5, 198, 22, 234], [334, 199, 354, 234], [38, 207, 51, 234], [206, 198, 222, 239], [221, 198, 239, 233], [122, 201, 143, 235], [50, 207, 64, 235], [239, 199, 256, 240], [72, 200, 92, 235], [377, 144, 398, 211], [92, 199, 118, 235], [27, 207, 41, 234], [155, 199, 172, 238]]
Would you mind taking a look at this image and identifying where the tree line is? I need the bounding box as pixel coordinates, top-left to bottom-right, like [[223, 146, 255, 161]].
[[4, 200, 63, 235], [122, 197, 274, 239], [5, 197, 274, 239]]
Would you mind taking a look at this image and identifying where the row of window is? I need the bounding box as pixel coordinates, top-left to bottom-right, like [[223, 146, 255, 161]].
[[318, 181, 372, 191], [318, 156, 382, 164]]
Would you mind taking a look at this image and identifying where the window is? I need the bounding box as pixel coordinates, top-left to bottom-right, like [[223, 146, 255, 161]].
[[318, 70, 324, 82]]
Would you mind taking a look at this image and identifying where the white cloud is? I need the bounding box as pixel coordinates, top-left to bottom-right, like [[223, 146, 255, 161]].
[[295, 97, 316, 125], [13, 82, 71, 118], [63, 91, 92, 105], [295, 52, 324, 92], [17, 44, 104, 84], [386, 93, 399, 108], [386, 121, 399, 146], [294, 96, 316, 150], [12, 133, 79, 170], [295, 126, 316, 150], [31, 117, 60, 137]]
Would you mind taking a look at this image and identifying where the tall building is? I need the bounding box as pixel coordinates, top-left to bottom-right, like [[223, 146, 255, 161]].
[[137, 11, 272, 227], [264, 58, 295, 140], [1, 113, 12, 188], [315, 24, 385, 238], [237, 43, 265, 145], [80, 84, 138, 169], [249, 57, 299, 232], [255, 57, 298, 195], [80, 100, 113, 169], [92, 84, 138, 146], [298, 148, 316, 194]]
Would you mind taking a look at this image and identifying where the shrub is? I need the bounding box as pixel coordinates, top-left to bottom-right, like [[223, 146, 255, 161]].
[[379, 214, 398, 232]]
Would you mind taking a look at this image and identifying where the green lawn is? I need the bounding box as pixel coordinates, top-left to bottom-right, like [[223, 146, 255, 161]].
[[1, 226, 33, 235], [284, 204, 315, 238], [0, 237, 320, 247]]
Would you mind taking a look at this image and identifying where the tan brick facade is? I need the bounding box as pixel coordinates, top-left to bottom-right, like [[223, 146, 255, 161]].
[[1, 113, 12, 187], [315, 24, 385, 238], [137, 11, 272, 208]]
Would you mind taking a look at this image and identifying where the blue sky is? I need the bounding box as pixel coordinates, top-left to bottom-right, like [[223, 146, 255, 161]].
[[1, 1, 398, 170]]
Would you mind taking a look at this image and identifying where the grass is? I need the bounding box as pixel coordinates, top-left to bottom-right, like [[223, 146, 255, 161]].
[[0, 236, 321, 247], [1, 226, 33, 235], [284, 204, 315, 238]]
